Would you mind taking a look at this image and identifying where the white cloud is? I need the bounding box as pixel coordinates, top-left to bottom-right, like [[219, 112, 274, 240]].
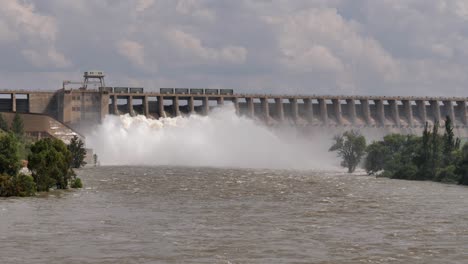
[[136, 0, 155, 12], [22, 48, 70, 68], [116, 40, 146, 67], [271, 7, 398, 88], [176, 0, 216, 22], [0, 0, 467, 96], [166, 29, 247, 64], [0, 0, 69, 69]]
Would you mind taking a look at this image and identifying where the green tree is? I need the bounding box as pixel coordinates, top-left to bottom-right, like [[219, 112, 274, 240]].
[[442, 116, 461, 167], [0, 113, 9, 132], [28, 138, 73, 191], [0, 133, 20, 176], [430, 121, 442, 180], [365, 134, 420, 179], [11, 113, 24, 137], [415, 122, 432, 180], [329, 130, 366, 173], [456, 143, 468, 185], [365, 141, 387, 175], [68, 135, 87, 168]]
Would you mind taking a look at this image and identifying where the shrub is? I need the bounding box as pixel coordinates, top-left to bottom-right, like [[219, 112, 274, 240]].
[[12, 174, 36, 197], [29, 138, 73, 191], [0, 173, 36, 197], [436, 165, 460, 184], [71, 177, 83, 189]]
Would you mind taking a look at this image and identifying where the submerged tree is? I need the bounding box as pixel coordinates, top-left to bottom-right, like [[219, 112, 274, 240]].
[[68, 135, 87, 168], [28, 138, 73, 191], [329, 130, 366, 173]]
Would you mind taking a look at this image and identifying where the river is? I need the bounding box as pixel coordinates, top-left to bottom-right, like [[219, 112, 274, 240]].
[[1, 166, 468, 263]]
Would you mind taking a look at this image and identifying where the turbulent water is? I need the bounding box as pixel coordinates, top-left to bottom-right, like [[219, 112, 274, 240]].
[[85, 106, 336, 170], [1, 166, 468, 264]]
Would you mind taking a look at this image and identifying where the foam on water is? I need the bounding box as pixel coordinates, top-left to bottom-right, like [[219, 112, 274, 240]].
[[86, 105, 336, 170]]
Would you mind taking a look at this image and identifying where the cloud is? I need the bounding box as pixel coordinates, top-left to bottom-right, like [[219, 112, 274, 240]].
[[22, 48, 70, 68], [116, 40, 146, 67], [136, 0, 155, 12], [166, 29, 247, 64], [0, 0, 70, 69], [0, 0, 467, 96]]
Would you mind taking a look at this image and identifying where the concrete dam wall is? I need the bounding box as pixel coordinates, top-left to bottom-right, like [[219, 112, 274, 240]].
[[109, 94, 467, 128], [0, 89, 467, 136]]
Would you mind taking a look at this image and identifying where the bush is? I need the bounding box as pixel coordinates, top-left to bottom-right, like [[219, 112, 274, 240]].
[[435, 165, 460, 184], [28, 138, 73, 191], [0, 174, 15, 196], [12, 174, 36, 197], [71, 177, 83, 189], [0, 173, 36, 197]]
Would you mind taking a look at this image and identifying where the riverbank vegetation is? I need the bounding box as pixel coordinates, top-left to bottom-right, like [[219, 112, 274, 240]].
[[0, 114, 86, 197], [330, 116, 468, 186]]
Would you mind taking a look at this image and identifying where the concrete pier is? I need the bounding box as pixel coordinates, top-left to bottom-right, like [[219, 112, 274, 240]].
[[417, 100, 427, 124], [173, 97, 180, 116], [444, 100, 455, 122], [375, 100, 385, 126], [246, 98, 254, 117], [128, 96, 133, 116], [275, 98, 284, 122], [203, 97, 209, 115], [290, 98, 298, 121], [12, 93, 16, 112], [158, 96, 164, 118], [260, 98, 269, 121], [389, 100, 400, 127], [430, 100, 441, 123], [346, 99, 356, 124], [318, 99, 328, 125], [189, 97, 195, 114], [361, 99, 371, 125], [304, 98, 314, 123], [232, 97, 240, 115], [332, 99, 342, 125], [458, 100, 467, 125], [403, 100, 413, 127], [143, 96, 149, 117]]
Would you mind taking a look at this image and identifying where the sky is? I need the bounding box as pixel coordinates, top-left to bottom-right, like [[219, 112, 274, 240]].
[[1, 0, 468, 97]]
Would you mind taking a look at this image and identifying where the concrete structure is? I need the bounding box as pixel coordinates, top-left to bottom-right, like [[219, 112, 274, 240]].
[[0, 112, 80, 144], [0, 89, 467, 135]]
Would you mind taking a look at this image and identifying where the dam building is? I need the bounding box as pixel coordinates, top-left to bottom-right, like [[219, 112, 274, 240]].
[[0, 71, 467, 139]]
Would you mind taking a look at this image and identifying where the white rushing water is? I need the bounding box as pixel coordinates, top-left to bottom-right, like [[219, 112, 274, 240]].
[[86, 105, 336, 169]]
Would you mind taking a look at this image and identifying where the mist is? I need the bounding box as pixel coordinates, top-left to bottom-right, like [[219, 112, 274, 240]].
[[85, 106, 338, 170]]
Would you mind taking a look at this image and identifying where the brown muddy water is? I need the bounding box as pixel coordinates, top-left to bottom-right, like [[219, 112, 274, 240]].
[[1, 166, 468, 263]]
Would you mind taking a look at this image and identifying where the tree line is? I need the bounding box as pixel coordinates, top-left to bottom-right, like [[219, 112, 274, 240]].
[[329, 116, 468, 185], [0, 113, 86, 197]]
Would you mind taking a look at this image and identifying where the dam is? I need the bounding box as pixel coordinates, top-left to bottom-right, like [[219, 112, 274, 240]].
[[0, 72, 467, 137]]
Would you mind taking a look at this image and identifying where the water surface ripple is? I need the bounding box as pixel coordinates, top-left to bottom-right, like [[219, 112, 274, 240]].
[[1, 166, 468, 263]]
